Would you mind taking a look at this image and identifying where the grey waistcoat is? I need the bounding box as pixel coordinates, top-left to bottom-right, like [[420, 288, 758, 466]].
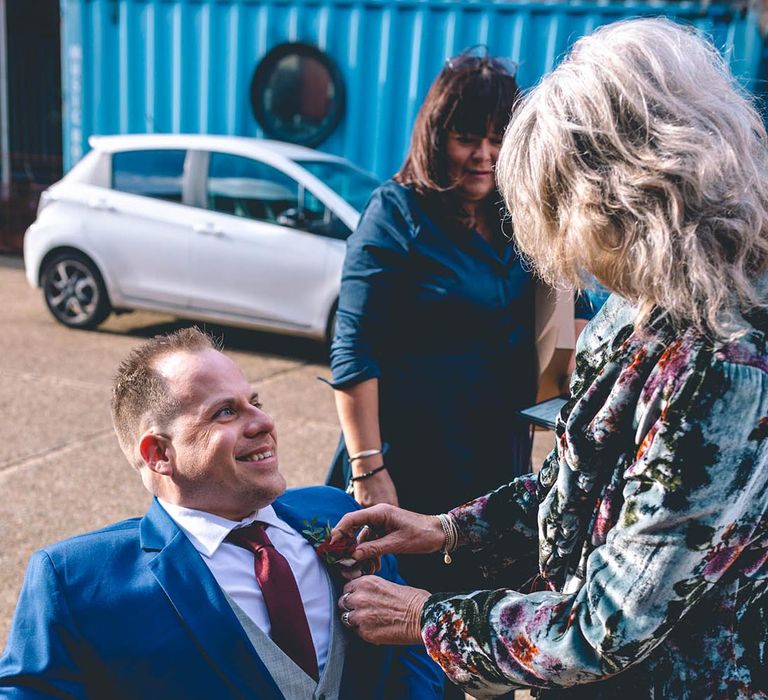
[[223, 582, 348, 700]]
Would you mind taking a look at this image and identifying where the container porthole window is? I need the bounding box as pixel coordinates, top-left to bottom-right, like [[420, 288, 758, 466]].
[[251, 43, 345, 147]]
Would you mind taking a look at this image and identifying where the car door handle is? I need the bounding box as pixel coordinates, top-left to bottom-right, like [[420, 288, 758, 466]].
[[193, 223, 225, 237], [88, 197, 116, 212]]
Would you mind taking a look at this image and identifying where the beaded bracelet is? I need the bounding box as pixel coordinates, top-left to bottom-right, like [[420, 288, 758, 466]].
[[349, 465, 387, 482], [345, 465, 387, 495], [436, 513, 459, 564]]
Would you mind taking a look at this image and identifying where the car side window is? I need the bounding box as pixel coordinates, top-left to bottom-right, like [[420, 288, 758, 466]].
[[206, 152, 349, 239], [207, 153, 300, 223], [112, 149, 186, 202]]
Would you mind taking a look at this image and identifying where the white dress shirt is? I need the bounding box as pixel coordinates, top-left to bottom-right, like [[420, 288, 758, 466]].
[[158, 499, 332, 674]]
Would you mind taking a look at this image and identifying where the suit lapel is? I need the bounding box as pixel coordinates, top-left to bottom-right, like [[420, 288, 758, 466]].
[[270, 498, 307, 538], [141, 500, 285, 700], [273, 490, 385, 698], [272, 498, 344, 595]]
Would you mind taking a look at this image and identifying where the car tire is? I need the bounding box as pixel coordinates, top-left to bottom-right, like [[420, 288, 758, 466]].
[[41, 252, 112, 329]]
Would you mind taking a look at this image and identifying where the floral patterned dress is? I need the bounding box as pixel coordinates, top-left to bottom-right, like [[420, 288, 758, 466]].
[[420, 293, 768, 699]]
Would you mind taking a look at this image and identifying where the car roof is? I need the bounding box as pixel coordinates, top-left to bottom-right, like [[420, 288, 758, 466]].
[[88, 133, 343, 163]]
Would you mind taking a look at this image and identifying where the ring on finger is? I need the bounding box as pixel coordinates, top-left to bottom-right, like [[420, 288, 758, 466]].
[[341, 611, 353, 628], [341, 591, 352, 611]]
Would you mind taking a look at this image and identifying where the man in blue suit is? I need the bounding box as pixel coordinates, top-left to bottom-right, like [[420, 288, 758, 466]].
[[0, 328, 443, 699]]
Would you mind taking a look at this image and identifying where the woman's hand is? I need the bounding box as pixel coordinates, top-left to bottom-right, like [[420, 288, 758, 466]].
[[336, 522, 381, 580], [331, 504, 445, 562], [352, 467, 399, 507], [338, 576, 430, 645]]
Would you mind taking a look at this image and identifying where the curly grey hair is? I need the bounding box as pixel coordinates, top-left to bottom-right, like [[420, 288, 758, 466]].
[[497, 17, 768, 338]]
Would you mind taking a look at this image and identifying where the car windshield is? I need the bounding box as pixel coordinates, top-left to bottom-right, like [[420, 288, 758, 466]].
[[295, 159, 379, 212]]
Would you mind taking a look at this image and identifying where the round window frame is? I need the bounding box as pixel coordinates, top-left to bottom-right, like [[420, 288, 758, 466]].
[[251, 42, 346, 147]]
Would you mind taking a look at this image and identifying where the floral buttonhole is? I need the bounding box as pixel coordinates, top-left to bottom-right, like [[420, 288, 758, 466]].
[[302, 517, 357, 565]]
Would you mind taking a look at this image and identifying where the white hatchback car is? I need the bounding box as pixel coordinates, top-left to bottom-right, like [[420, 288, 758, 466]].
[[24, 134, 379, 341]]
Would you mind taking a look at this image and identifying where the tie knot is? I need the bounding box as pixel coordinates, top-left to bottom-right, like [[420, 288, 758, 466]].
[[226, 522, 273, 552]]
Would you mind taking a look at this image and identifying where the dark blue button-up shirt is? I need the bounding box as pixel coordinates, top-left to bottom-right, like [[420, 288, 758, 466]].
[[330, 180, 536, 517]]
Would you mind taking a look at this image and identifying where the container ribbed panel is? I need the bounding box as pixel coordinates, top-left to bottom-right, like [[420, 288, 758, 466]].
[[61, 0, 765, 177]]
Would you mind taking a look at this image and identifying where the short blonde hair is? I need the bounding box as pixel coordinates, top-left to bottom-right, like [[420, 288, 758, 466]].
[[111, 327, 219, 468], [497, 17, 768, 338]]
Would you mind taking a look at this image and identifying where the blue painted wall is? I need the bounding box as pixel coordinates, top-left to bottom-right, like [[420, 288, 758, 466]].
[[60, 0, 766, 178]]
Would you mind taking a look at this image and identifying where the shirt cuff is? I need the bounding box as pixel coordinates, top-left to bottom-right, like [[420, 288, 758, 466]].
[[326, 364, 381, 390]]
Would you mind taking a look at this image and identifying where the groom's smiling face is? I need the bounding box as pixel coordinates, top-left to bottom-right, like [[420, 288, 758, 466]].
[[153, 348, 286, 520]]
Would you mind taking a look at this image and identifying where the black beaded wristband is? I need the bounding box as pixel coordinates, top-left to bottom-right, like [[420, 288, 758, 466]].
[[349, 465, 387, 482]]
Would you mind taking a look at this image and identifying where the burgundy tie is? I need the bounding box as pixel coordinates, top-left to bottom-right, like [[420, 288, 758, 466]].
[[226, 522, 319, 681]]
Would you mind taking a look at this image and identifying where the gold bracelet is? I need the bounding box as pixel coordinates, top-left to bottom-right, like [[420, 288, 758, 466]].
[[436, 513, 458, 564]]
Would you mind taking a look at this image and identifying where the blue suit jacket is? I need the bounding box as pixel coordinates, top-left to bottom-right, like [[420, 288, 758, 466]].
[[0, 486, 443, 699]]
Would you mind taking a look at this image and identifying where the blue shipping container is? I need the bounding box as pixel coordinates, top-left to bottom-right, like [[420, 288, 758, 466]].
[[60, 0, 766, 178]]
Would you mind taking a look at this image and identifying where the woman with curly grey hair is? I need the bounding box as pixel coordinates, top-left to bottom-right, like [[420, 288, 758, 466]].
[[329, 17, 768, 699]]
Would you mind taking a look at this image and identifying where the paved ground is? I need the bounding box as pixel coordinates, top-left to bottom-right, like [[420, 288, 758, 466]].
[[0, 254, 553, 678]]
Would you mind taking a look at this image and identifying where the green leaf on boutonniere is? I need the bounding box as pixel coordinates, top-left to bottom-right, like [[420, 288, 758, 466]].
[[302, 518, 356, 564]]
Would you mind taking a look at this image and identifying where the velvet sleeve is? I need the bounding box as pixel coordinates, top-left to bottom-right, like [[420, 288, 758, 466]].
[[447, 471, 544, 585], [421, 357, 768, 697]]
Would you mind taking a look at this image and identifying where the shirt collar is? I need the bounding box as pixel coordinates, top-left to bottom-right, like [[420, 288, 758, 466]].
[[157, 499, 297, 558]]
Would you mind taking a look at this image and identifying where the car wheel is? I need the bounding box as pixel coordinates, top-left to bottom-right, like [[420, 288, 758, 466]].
[[41, 252, 111, 329]]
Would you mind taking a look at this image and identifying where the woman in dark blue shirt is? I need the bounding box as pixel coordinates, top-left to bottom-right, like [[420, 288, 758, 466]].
[[328, 53, 537, 593]]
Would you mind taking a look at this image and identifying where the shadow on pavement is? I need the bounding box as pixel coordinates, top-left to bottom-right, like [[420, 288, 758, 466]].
[[0, 253, 24, 270], [97, 316, 331, 366]]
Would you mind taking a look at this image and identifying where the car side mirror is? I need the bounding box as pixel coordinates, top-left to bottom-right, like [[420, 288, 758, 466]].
[[276, 207, 306, 228]]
